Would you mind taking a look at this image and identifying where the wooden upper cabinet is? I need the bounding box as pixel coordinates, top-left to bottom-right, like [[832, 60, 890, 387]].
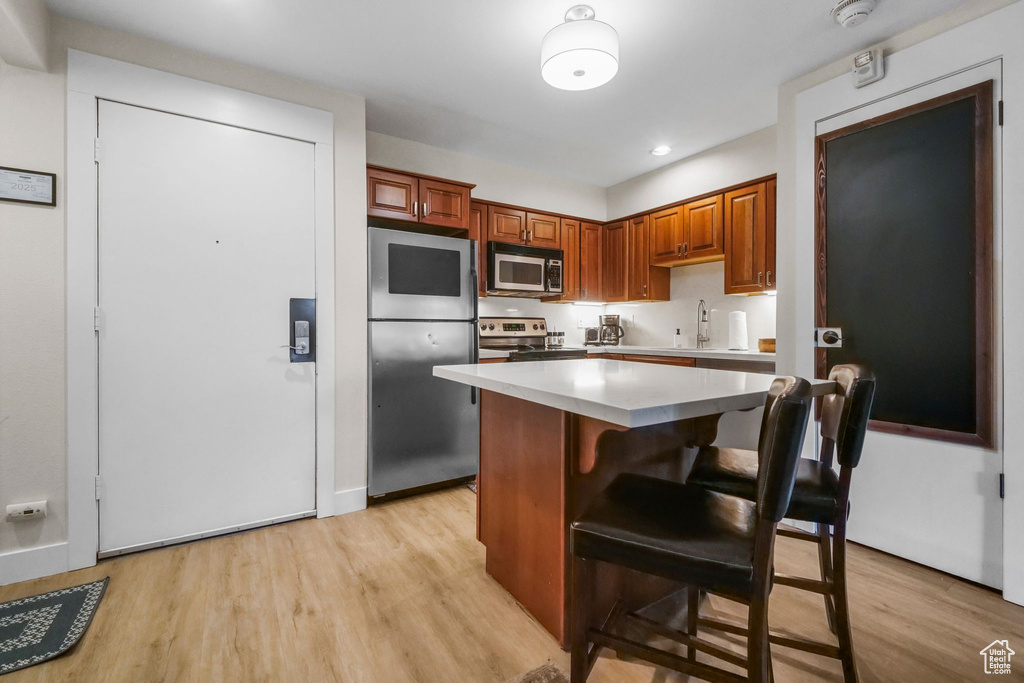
[[469, 201, 488, 296], [649, 207, 682, 266], [487, 205, 527, 244], [627, 216, 670, 302], [627, 216, 648, 301], [367, 167, 418, 222], [765, 178, 777, 292], [724, 182, 768, 294], [681, 194, 724, 263], [603, 221, 628, 303], [580, 222, 603, 302], [526, 212, 560, 248], [419, 178, 471, 230], [556, 219, 580, 301], [366, 166, 474, 230]]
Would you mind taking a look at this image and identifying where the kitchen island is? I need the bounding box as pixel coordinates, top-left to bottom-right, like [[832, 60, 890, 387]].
[[433, 359, 834, 646]]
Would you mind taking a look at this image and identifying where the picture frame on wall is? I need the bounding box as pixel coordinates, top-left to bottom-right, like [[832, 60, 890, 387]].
[[0, 166, 57, 207]]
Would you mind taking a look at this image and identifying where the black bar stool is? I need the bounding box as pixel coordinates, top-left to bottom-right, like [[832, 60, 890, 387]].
[[687, 364, 875, 682], [569, 376, 813, 682]]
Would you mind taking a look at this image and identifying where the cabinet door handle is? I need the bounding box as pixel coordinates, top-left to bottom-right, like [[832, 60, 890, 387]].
[[643, 284, 647, 297], [683, 242, 688, 255], [676, 243, 682, 256], [757, 271, 763, 287], [413, 201, 418, 218], [766, 270, 772, 288], [527, 230, 533, 242]]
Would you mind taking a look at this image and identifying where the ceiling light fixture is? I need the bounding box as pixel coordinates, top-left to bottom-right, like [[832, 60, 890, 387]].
[[541, 5, 619, 91], [650, 145, 672, 156]]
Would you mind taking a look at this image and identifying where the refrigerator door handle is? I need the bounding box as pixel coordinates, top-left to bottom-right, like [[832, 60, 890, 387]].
[[470, 242, 479, 406]]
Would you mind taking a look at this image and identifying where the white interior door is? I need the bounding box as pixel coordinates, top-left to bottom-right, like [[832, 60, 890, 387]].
[[812, 62, 1003, 587], [97, 100, 317, 556]]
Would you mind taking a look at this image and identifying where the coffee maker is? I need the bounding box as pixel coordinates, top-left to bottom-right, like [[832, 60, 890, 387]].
[[598, 315, 625, 346]]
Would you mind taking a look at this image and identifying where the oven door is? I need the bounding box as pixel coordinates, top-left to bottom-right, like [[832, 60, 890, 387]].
[[369, 228, 476, 321], [491, 253, 548, 293]]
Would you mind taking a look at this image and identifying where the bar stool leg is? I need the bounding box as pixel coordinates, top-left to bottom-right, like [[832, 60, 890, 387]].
[[747, 597, 771, 682], [816, 522, 838, 634], [687, 587, 699, 662], [832, 522, 859, 683], [570, 554, 592, 683]]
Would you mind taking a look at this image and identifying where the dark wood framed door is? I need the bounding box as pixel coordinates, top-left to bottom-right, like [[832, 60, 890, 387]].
[[814, 80, 995, 447]]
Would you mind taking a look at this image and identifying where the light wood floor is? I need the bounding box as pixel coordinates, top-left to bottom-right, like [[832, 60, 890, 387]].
[[2, 487, 1022, 682]]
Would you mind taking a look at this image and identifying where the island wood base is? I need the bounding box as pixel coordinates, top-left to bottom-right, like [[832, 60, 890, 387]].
[[477, 389, 723, 647]]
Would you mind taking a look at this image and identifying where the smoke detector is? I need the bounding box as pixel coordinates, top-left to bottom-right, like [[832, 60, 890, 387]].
[[832, 0, 877, 28]]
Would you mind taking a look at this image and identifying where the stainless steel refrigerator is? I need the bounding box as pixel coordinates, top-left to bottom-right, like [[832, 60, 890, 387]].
[[368, 228, 479, 496]]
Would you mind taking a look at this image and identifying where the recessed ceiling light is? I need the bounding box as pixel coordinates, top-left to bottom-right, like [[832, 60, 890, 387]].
[[650, 145, 672, 156], [541, 5, 619, 91]]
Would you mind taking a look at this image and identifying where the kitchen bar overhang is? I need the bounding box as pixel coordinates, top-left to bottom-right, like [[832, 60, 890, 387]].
[[434, 358, 835, 646]]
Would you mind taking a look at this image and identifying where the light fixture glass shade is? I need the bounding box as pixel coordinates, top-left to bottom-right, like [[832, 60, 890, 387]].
[[541, 11, 619, 91]]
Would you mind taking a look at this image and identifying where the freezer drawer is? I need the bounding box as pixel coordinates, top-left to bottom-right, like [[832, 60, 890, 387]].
[[369, 320, 479, 496]]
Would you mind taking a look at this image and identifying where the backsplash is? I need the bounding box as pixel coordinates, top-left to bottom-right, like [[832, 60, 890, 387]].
[[605, 263, 776, 349], [478, 262, 776, 351]]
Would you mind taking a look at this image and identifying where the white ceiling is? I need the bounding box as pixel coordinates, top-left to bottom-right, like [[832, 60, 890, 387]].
[[45, 0, 965, 187]]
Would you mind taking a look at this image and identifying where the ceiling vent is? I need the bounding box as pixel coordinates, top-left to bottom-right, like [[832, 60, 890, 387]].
[[832, 0, 877, 28]]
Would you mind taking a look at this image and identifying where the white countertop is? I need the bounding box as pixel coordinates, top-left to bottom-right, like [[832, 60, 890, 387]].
[[435, 358, 833, 428], [477, 345, 774, 362]]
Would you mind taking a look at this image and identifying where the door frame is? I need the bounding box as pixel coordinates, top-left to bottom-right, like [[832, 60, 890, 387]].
[[66, 50, 337, 571], [788, 0, 1024, 603]]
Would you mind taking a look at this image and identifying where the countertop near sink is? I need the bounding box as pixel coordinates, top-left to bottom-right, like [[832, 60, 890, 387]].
[[478, 345, 774, 362]]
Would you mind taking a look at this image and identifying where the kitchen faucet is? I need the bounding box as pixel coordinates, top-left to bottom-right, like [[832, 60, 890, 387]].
[[696, 300, 710, 349]]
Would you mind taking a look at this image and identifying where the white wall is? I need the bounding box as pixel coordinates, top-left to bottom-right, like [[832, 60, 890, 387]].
[[367, 131, 607, 221], [606, 126, 776, 220], [779, 1, 1023, 598], [0, 0, 49, 70], [0, 13, 368, 577]]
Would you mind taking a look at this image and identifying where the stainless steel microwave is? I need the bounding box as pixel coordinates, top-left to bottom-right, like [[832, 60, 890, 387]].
[[487, 242, 563, 296]]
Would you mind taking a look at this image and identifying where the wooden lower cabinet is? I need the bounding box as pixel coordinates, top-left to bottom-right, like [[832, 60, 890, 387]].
[[479, 358, 506, 364], [602, 221, 628, 302], [580, 222, 603, 302]]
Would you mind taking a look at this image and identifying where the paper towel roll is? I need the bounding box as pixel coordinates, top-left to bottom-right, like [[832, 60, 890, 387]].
[[728, 311, 749, 350]]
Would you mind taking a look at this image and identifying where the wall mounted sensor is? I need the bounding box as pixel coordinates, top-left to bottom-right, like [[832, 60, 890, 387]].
[[852, 48, 884, 88]]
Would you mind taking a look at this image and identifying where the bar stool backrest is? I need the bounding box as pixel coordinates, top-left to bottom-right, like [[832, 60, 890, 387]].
[[755, 376, 812, 522], [820, 364, 876, 470]]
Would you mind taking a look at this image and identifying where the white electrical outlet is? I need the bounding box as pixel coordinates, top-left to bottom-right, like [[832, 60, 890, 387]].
[[577, 316, 587, 329], [5, 501, 47, 522]]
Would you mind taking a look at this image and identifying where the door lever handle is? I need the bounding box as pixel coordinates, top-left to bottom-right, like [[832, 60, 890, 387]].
[[281, 343, 309, 352]]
